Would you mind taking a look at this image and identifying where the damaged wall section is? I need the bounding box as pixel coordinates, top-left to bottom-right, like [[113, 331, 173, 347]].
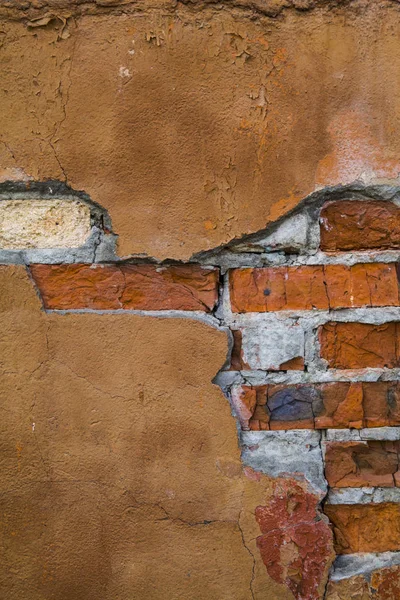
[[4, 182, 400, 598]]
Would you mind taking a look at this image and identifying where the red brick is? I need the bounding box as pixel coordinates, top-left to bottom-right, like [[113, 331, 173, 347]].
[[324, 503, 400, 553], [363, 382, 400, 427], [29, 264, 219, 312], [325, 441, 400, 488], [230, 386, 258, 430], [371, 565, 400, 599], [279, 356, 305, 370], [229, 330, 250, 370], [315, 382, 364, 429], [320, 200, 400, 251], [230, 264, 398, 312], [234, 382, 400, 431], [319, 322, 400, 369]]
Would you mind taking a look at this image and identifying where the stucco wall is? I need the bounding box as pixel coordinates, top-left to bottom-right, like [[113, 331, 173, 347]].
[[3, 1, 400, 259], [3, 2, 400, 599]]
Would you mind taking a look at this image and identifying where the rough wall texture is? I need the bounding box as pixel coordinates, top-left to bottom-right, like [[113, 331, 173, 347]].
[[3, 1, 400, 599], [4, 1, 400, 259]]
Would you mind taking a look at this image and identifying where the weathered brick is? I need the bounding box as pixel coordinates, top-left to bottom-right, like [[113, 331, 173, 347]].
[[267, 385, 316, 430], [315, 382, 364, 429], [266, 382, 363, 430], [235, 382, 400, 431], [319, 322, 400, 369], [230, 264, 398, 312], [324, 503, 400, 554], [230, 385, 258, 430], [29, 264, 219, 312], [325, 441, 400, 488], [320, 200, 400, 251], [363, 382, 400, 427], [229, 330, 250, 370]]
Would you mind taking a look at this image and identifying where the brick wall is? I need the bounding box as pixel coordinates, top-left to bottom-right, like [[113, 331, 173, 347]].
[[213, 193, 400, 598], [3, 184, 400, 598]]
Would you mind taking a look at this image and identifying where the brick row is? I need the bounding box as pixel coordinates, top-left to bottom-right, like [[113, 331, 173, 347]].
[[29, 264, 219, 312], [229, 263, 399, 313], [232, 382, 400, 431]]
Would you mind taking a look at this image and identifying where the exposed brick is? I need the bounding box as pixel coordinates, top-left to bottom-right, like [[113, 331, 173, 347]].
[[325, 441, 400, 488], [234, 382, 400, 431], [316, 382, 364, 429], [324, 503, 400, 554], [267, 385, 316, 430], [320, 200, 400, 251], [230, 386, 258, 430], [30, 264, 219, 312], [229, 330, 250, 370], [363, 382, 400, 427], [279, 356, 305, 370], [319, 322, 400, 369], [230, 264, 398, 312], [371, 565, 400, 600]]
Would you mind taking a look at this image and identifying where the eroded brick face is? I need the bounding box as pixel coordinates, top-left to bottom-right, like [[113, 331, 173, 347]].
[[325, 503, 400, 553], [326, 565, 400, 599], [255, 481, 334, 600], [319, 322, 400, 369], [222, 196, 400, 594], [325, 441, 400, 488], [320, 200, 400, 251]]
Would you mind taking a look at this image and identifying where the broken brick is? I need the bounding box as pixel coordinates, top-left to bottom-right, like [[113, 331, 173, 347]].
[[325, 441, 400, 488]]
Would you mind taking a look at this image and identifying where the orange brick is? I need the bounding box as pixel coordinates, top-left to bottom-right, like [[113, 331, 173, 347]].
[[363, 382, 400, 427], [239, 382, 400, 431], [320, 200, 400, 251], [30, 264, 219, 312], [325, 441, 400, 488], [315, 383, 363, 429], [230, 264, 398, 312], [319, 322, 399, 369], [324, 503, 400, 553]]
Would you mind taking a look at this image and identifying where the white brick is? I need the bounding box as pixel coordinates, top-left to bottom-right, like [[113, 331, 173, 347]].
[[0, 199, 91, 249]]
